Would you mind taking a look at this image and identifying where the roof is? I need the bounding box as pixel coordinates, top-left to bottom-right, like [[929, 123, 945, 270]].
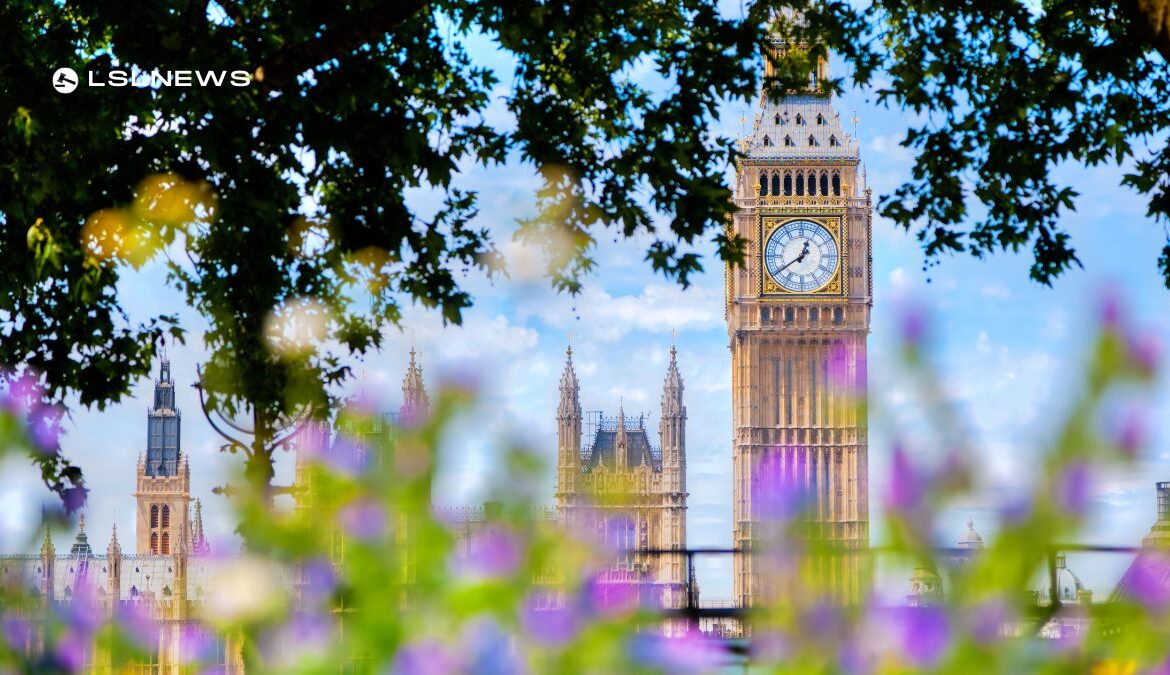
[[584, 422, 661, 472], [1110, 551, 1170, 605], [744, 94, 859, 162]]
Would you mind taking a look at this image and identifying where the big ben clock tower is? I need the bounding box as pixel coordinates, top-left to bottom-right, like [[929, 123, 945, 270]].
[[728, 36, 871, 607]]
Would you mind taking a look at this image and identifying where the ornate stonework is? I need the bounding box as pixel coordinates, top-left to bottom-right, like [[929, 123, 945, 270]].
[[728, 40, 872, 607]]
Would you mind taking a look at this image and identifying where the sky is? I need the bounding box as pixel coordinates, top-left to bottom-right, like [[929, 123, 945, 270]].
[[2, 19, 1169, 603]]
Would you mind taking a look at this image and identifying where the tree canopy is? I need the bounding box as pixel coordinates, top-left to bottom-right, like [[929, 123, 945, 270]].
[[2, 0, 1169, 504]]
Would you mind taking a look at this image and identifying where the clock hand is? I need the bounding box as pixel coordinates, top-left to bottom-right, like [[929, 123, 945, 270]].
[[775, 241, 811, 274]]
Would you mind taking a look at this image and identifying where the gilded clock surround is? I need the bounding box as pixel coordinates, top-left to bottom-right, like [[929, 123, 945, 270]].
[[759, 214, 847, 298]]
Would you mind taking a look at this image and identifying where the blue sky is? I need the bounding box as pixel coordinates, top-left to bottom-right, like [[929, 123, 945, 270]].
[[2, 27, 1168, 602]]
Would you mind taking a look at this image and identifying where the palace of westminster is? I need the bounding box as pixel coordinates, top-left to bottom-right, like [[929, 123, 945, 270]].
[[3, 33, 1170, 673]]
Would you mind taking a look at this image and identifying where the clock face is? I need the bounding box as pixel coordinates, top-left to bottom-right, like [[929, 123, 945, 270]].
[[764, 219, 839, 292]]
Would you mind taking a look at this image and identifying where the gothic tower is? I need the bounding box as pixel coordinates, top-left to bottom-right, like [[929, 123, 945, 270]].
[[400, 347, 430, 422], [728, 33, 871, 606], [554, 346, 689, 620], [134, 355, 191, 555]]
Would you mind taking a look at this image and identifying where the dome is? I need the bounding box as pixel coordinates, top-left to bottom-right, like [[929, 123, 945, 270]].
[[1040, 554, 1088, 604], [958, 518, 984, 549]]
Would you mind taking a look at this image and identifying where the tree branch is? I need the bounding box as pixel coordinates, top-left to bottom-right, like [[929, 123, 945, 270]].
[[256, 0, 430, 88], [1118, 0, 1170, 64]]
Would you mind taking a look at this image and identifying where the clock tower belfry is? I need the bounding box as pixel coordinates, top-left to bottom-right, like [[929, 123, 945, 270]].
[[728, 37, 872, 608]]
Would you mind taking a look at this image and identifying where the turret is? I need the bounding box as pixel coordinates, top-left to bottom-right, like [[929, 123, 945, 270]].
[[1142, 481, 1170, 549], [39, 524, 55, 607], [190, 499, 210, 556], [615, 403, 629, 469], [106, 524, 122, 615], [400, 348, 430, 422], [659, 344, 686, 493], [555, 346, 582, 498]]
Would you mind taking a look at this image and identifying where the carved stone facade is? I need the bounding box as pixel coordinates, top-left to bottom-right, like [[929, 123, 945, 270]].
[[727, 37, 872, 607], [554, 345, 689, 616]]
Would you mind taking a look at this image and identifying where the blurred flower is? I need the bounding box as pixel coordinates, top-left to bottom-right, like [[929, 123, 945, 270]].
[[260, 612, 333, 668], [752, 447, 809, 524], [628, 630, 727, 674], [521, 595, 578, 648], [390, 637, 461, 675], [1114, 405, 1148, 458], [967, 597, 1012, 645], [54, 630, 89, 672], [200, 556, 288, 625], [584, 575, 641, 617], [885, 446, 924, 514], [178, 623, 218, 665], [1126, 331, 1160, 376], [460, 618, 527, 675], [338, 498, 388, 541], [1122, 553, 1170, 613], [899, 302, 928, 350], [1, 614, 32, 649], [298, 557, 337, 608], [896, 606, 950, 667], [458, 526, 523, 580], [115, 599, 158, 649], [1055, 462, 1092, 518]]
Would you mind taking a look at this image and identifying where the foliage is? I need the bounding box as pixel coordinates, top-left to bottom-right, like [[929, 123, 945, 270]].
[[4, 0, 1170, 503], [0, 301, 1167, 673]]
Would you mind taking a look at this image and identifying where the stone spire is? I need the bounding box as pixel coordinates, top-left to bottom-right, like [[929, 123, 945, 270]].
[[615, 401, 629, 469], [555, 345, 582, 500], [39, 523, 55, 606], [106, 524, 122, 613], [400, 347, 430, 422], [190, 499, 210, 556], [659, 344, 686, 494]]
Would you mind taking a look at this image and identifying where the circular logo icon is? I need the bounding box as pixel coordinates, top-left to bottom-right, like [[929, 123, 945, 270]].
[[52, 67, 79, 94]]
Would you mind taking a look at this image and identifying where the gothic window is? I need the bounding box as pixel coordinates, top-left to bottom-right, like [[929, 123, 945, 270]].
[[150, 532, 158, 555], [770, 173, 780, 195], [829, 135, 839, 147], [808, 174, 817, 196], [816, 113, 825, 125], [783, 172, 792, 196], [161, 505, 170, 528], [834, 308, 844, 324], [784, 135, 794, 147], [795, 114, 804, 125], [808, 135, 817, 147], [773, 114, 780, 125], [832, 172, 841, 196], [820, 172, 829, 196], [795, 173, 805, 196], [130, 586, 138, 597], [758, 173, 767, 196], [762, 135, 771, 147], [161, 532, 170, 555], [150, 505, 158, 528]]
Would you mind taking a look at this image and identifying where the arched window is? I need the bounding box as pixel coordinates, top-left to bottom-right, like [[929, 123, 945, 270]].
[[773, 114, 781, 125], [783, 173, 793, 196], [795, 114, 804, 125], [796, 173, 805, 196], [758, 173, 768, 196], [161, 532, 170, 555], [829, 135, 839, 147], [762, 135, 771, 147], [161, 505, 170, 529], [784, 135, 794, 147], [150, 532, 158, 555], [816, 113, 825, 125], [771, 174, 780, 195], [820, 172, 829, 195], [150, 505, 158, 528], [832, 172, 841, 196], [130, 586, 139, 597], [808, 173, 817, 196], [808, 135, 817, 147]]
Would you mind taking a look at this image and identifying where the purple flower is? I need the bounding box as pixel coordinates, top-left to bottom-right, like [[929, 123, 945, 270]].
[[260, 612, 333, 667], [521, 595, 578, 647], [897, 606, 950, 667], [54, 630, 89, 671], [967, 597, 1012, 644], [298, 557, 337, 607], [1, 614, 33, 649], [628, 630, 727, 674], [1055, 462, 1092, 518], [752, 446, 810, 524], [584, 574, 641, 616], [460, 618, 527, 675], [338, 498, 387, 540], [885, 446, 924, 514], [178, 623, 218, 664], [1126, 331, 1161, 376], [1124, 553, 1170, 612], [1115, 406, 1148, 457], [1100, 287, 1123, 328], [391, 638, 461, 675], [899, 303, 928, 349], [115, 600, 158, 649], [460, 526, 523, 579]]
